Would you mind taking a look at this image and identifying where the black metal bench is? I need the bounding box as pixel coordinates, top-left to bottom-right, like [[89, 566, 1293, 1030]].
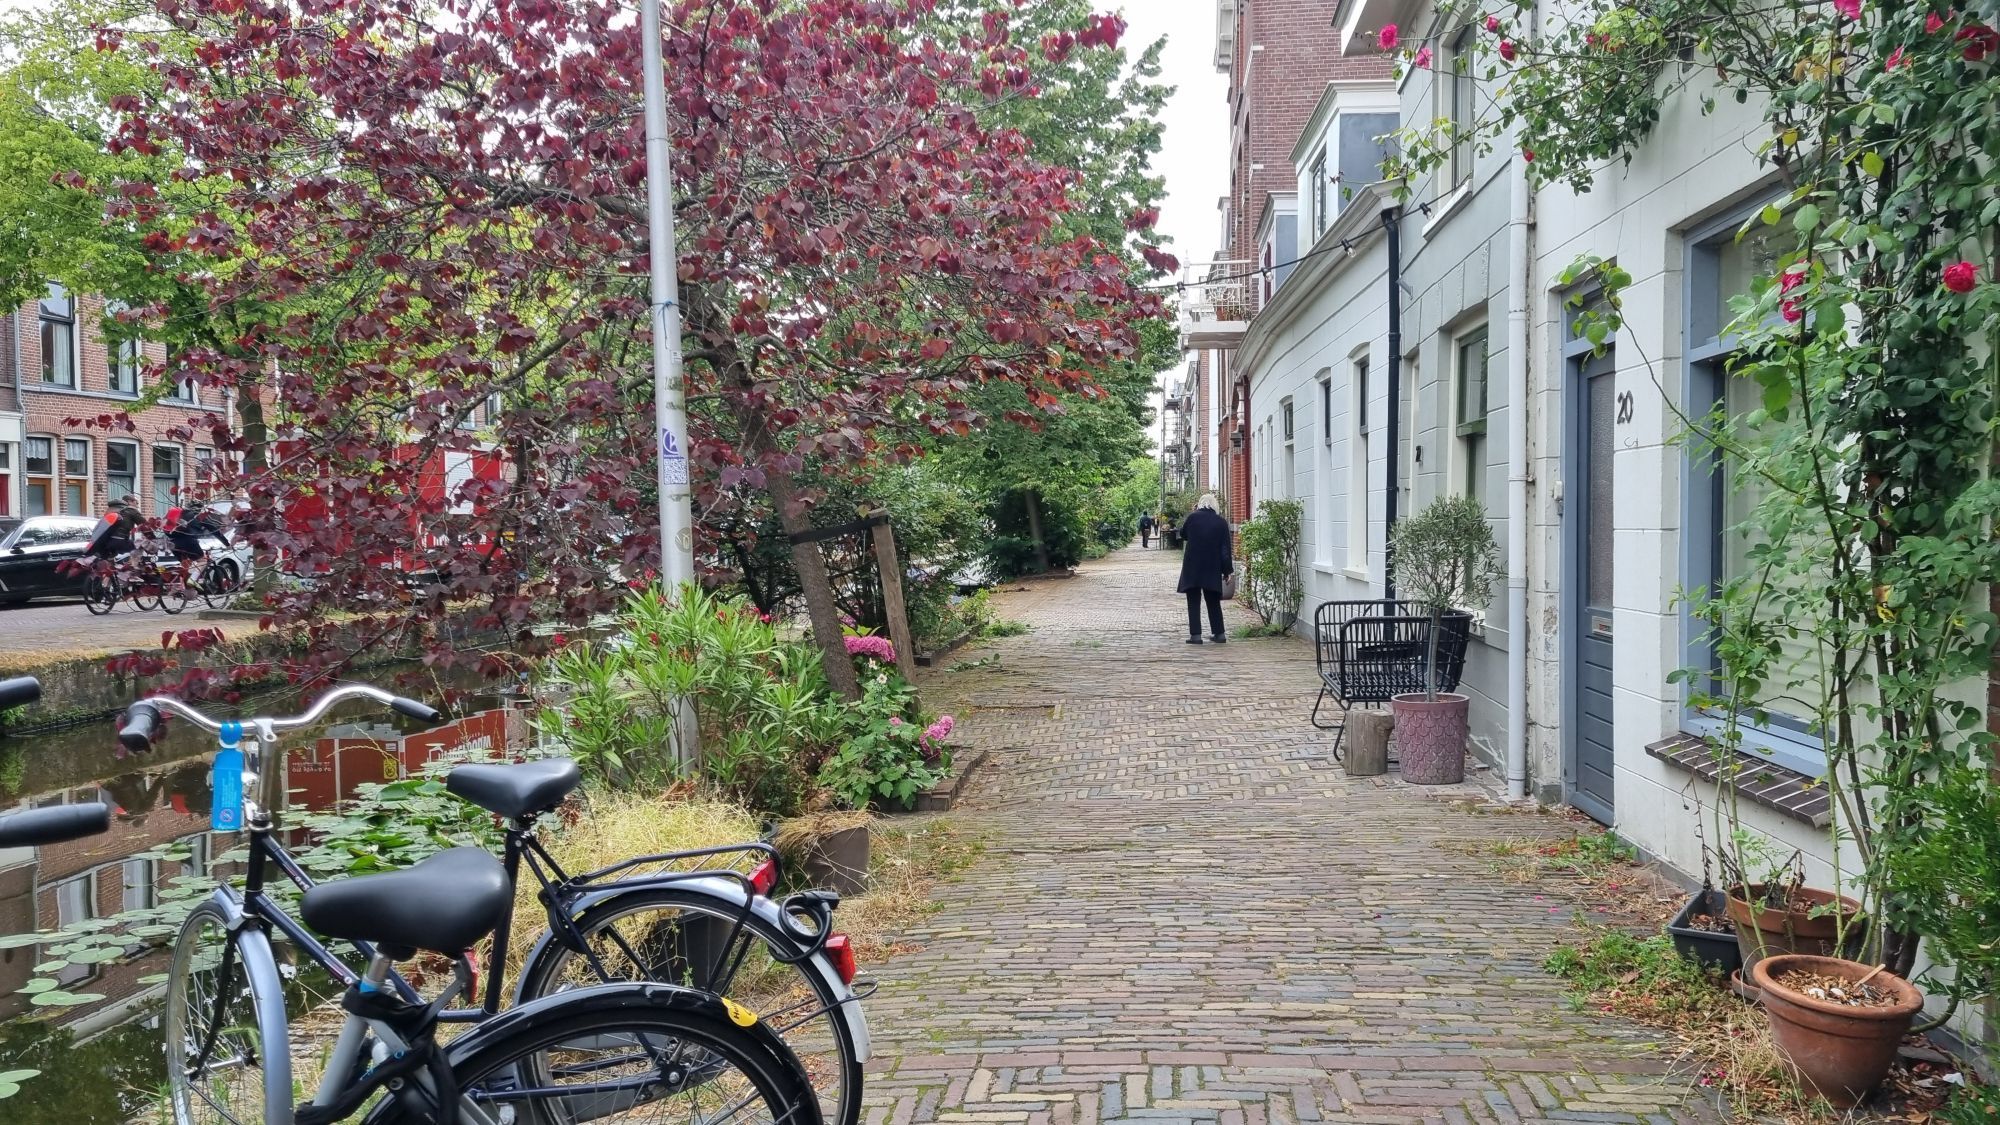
[[1311, 599, 1473, 758]]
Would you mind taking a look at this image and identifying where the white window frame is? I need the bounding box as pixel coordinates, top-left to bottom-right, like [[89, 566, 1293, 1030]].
[[106, 439, 141, 506], [23, 435, 55, 517], [152, 442, 183, 516], [1347, 355, 1372, 573], [1314, 372, 1336, 568], [1454, 324, 1490, 504], [61, 436, 91, 515]]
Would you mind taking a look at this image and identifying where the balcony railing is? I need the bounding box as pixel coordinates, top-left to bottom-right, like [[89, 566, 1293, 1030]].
[[1176, 260, 1254, 350]]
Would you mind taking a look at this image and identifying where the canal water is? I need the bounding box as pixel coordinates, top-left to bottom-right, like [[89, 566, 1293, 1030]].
[[0, 688, 535, 1122]]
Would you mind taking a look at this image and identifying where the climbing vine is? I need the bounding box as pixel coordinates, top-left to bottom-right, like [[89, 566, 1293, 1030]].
[[1387, 0, 2000, 1016]]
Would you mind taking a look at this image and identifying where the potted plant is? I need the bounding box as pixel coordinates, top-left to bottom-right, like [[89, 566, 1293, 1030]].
[[774, 809, 874, 897], [1750, 954, 1924, 1107], [1664, 806, 1740, 974], [1721, 834, 1864, 978], [1386, 495, 1501, 785]]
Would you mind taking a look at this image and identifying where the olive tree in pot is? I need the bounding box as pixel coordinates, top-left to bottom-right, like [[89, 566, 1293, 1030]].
[[1387, 495, 1501, 785]]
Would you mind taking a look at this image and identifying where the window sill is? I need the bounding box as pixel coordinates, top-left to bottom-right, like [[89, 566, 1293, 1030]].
[[1340, 565, 1370, 581], [1646, 734, 1832, 828], [1422, 183, 1474, 237]]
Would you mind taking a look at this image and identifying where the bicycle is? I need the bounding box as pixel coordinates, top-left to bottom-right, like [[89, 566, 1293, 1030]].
[[119, 686, 842, 1125], [82, 550, 178, 614]]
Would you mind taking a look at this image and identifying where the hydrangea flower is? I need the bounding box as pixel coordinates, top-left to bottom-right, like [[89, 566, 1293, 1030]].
[[844, 634, 897, 662], [925, 716, 956, 742]]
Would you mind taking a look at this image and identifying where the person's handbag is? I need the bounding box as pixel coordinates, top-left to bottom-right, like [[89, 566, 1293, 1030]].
[[1220, 572, 1240, 600]]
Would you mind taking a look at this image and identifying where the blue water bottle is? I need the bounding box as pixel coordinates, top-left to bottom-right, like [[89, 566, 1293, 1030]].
[[211, 721, 244, 833]]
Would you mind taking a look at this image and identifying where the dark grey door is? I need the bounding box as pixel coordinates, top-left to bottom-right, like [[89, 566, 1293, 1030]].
[[1570, 351, 1616, 824]]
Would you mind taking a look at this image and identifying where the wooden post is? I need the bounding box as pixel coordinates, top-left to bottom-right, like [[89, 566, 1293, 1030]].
[[869, 509, 919, 681], [1344, 709, 1393, 777]]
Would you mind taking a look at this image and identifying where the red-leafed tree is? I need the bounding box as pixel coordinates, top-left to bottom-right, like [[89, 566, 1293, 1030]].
[[106, 0, 1159, 693]]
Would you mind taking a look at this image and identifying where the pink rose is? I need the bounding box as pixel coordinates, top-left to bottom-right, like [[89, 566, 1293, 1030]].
[[1885, 45, 1907, 69], [1780, 299, 1803, 323], [1926, 11, 1949, 33], [1485, 14, 1501, 32], [1498, 38, 1516, 61], [1942, 261, 1979, 293], [1778, 266, 1806, 293], [1521, 148, 1535, 162], [1833, 0, 1860, 21], [1413, 44, 1433, 68], [1958, 23, 1999, 60], [1377, 23, 1399, 50]]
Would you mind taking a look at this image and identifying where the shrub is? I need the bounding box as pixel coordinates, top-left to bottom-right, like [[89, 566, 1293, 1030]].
[[1239, 499, 1305, 629], [816, 671, 955, 811]]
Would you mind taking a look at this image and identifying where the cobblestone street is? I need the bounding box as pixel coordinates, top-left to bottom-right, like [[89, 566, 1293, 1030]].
[[863, 546, 1709, 1125]]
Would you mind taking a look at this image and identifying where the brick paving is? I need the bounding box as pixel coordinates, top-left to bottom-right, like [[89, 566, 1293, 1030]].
[[862, 546, 1709, 1125]]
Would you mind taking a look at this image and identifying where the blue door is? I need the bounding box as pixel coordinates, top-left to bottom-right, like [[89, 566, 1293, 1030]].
[[1569, 350, 1616, 824]]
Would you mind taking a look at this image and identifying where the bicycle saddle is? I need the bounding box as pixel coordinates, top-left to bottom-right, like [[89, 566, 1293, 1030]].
[[445, 757, 581, 819], [300, 847, 510, 957]]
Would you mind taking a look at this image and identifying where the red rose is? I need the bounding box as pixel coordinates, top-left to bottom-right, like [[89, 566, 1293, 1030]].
[[1958, 24, 1999, 60], [1778, 266, 1807, 293], [1926, 11, 1950, 33], [1377, 23, 1399, 50], [1780, 299, 1803, 323], [1522, 148, 1535, 162], [1499, 39, 1517, 61], [1485, 14, 1501, 32], [1885, 45, 1907, 69], [1942, 261, 1979, 293]]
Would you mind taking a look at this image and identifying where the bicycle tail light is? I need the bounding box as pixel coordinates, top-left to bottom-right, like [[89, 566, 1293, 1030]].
[[748, 858, 778, 897], [824, 932, 857, 985]]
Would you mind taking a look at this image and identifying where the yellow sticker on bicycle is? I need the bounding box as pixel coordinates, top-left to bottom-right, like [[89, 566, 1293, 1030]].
[[721, 998, 759, 1027]]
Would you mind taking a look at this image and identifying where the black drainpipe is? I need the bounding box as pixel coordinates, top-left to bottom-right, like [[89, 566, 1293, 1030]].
[[1381, 205, 1403, 601]]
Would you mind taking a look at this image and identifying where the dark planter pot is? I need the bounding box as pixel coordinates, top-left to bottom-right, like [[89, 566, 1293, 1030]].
[[1666, 889, 1741, 974], [798, 824, 871, 897], [1752, 954, 1923, 1108], [1389, 693, 1468, 785], [1727, 885, 1865, 976]]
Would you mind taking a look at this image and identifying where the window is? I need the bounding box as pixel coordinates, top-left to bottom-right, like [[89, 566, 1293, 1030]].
[[1445, 27, 1475, 192], [152, 445, 183, 515], [1321, 378, 1333, 446], [1262, 243, 1274, 305], [1280, 399, 1294, 442], [1347, 357, 1372, 570], [38, 285, 76, 387], [1315, 375, 1336, 567], [23, 438, 53, 517], [0, 444, 10, 517], [1683, 205, 1822, 775], [1282, 398, 1297, 502], [194, 447, 215, 486], [1456, 327, 1489, 503], [106, 301, 141, 395], [164, 344, 195, 403], [107, 441, 140, 505], [122, 858, 156, 912], [61, 438, 89, 514], [1309, 149, 1329, 239], [54, 872, 93, 928]]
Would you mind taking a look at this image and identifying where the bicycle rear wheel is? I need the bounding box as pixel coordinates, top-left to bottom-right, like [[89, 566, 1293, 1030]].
[[160, 572, 191, 615], [130, 571, 163, 612], [404, 995, 821, 1125], [163, 900, 294, 1125], [84, 574, 118, 616], [516, 888, 861, 1125], [200, 558, 244, 608]]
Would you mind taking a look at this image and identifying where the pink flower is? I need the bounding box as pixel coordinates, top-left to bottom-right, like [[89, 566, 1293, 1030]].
[[1943, 261, 1979, 293], [1927, 11, 1949, 33], [925, 715, 955, 742], [1521, 148, 1535, 162], [889, 716, 902, 726], [1778, 265, 1807, 293], [1485, 14, 1501, 32], [550, 633, 568, 647], [1833, 0, 1860, 21], [1498, 38, 1517, 61], [1412, 44, 1433, 68], [1780, 299, 1803, 323], [1377, 23, 1399, 50], [1958, 23, 1999, 60], [843, 634, 897, 662], [1885, 45, 1907, 68]]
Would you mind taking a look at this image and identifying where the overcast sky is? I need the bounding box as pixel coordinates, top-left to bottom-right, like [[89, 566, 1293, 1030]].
[[1104, 1, 1229, 278]]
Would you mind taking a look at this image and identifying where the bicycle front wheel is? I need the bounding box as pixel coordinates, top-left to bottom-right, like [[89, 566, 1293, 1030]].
[[516, 888, 861, 1125], [200, 559, 243, 608], [163, 900, 295, 1125]]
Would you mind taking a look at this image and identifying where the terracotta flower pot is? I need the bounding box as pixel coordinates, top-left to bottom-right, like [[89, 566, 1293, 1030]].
[[1751, 954, 1922, 1108], [1726, 885, 1865, 975], [1390, 693, 1468, 785]]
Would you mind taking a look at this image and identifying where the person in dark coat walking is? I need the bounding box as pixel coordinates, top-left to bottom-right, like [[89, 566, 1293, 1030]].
[[1138, 512, 1155, 548], [1176, 493, 1233, 644]]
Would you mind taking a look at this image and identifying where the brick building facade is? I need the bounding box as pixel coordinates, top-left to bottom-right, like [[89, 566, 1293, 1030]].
[[0, 286, 223, 520], [1197, 0, 1389, 523]]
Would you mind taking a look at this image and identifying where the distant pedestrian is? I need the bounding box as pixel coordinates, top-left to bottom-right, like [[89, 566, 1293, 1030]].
[[1176, 494, 1233, 645], [1138, 512, 1155, 548]]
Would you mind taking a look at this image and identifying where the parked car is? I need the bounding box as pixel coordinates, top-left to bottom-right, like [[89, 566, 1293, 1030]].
[[0, 516, 99, 604]]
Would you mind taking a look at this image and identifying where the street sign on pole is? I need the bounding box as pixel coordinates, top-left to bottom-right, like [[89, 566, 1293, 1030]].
[[641, 0, 700, 762]]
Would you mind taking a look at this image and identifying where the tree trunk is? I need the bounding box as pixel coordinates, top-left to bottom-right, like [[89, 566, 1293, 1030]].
[[1425, 608, 1442, 702], [765, 470, 861, 699], [236, 375, 270, 473], [1024, 490, 1050, 574]]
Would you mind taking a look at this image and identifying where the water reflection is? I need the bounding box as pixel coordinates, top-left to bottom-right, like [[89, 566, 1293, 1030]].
[[0, 695, 532, 1123]]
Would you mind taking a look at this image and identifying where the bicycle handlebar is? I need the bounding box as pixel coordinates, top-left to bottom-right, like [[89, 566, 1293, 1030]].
[[0, 676, 42, 711], [119, 683, 445, 752], [0, 803, 110, 848]]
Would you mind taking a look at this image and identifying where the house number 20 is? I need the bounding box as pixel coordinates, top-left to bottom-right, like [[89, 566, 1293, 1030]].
[[1615, 391, 1635, 425]]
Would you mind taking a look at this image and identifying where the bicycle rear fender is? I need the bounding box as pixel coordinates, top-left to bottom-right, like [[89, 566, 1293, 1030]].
[[513, 874, 870, 1062]]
